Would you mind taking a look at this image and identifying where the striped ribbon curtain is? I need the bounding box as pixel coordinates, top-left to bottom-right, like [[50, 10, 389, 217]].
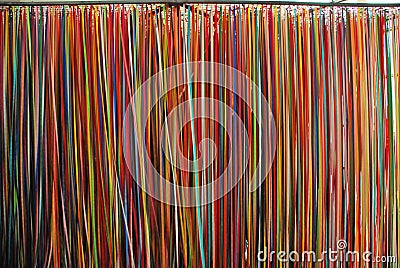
[[0, 4, 399, 267]]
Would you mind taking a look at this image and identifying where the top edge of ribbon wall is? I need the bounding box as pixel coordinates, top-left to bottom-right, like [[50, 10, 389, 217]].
[[0, 4, 399, 10], [1, 4, 399, 20], [1, 4, 398, 33], [0, 1, 399, 7]]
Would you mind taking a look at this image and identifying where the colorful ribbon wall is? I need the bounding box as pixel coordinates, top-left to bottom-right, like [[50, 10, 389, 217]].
[[0, 4, 399, 267]]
